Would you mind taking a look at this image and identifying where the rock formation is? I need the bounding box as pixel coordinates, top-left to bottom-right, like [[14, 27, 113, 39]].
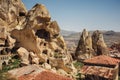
[[0, 0, 26, 55], [92, 30, 109, 55], [75, 29, 94, 60], [0, 0, 27, 31], [10, 3, 73, 67], [75, 29, 109, 60], [0, 0, 77, 78]]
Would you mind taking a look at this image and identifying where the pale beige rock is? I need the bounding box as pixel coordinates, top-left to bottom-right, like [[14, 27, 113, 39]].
[[17, 47, 30, 66], [49, 21, 60, 36], [0, 0, 77, 78], [0, 0, 27, 31], [51, 67, 57, 73], [0, 19, 7, 45], [49, 57, 75, 73], [26, 3, 51, 29], [29, 52, 39, 64], [7, 35, 16, 48], [57, 69, 68, 76], [42, 63, 51, 70]]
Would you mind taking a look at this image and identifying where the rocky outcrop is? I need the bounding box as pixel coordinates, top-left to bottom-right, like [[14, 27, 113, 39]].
[[10, 3, 72, 66], [75, 29, 94, 60], [92, 30, 109, 55], [0, 0, 27, 31], [75, 29, 109, 60], [0, 0, 77, 79]]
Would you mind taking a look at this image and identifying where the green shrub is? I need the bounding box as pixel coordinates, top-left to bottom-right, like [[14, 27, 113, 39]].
[[2, 59, 21, 72], [73, 61, 84, 69]]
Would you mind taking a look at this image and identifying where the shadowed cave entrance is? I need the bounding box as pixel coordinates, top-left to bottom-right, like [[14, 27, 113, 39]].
[[35, 29, 50, 41]]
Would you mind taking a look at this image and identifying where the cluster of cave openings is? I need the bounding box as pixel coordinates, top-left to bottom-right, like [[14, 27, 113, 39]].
[[35, 29, 50, 41]]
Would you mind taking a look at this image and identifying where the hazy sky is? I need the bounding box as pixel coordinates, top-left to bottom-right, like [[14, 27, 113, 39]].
[[22, 0, 120, 32]]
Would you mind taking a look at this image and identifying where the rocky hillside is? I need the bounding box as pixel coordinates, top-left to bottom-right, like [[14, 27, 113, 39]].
[[0, 0, 77, 80]]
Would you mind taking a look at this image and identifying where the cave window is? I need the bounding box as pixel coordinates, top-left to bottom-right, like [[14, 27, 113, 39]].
[[44, 43, 46, 46], [47, 59, 49, 64], [19, 12, 25, 16], [35, 29, 50, 41], [42, 50, 47, 54]]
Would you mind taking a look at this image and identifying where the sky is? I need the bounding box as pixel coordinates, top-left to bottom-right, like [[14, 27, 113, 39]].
[[22, 0, 120, 32]]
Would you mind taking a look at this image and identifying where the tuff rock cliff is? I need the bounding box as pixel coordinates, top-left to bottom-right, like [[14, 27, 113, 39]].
[[75, 29, 94, 60], [75, 29, 109, 60], [92, 30, 109, 55], [0, 0, 76, 79]]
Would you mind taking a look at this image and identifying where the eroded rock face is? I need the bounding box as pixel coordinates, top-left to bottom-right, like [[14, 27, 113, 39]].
[[92, 30, 109, 55], [0, 0, 76, 78], [75, 29, 109, 60], [0, 0, 27, 31], [0, 20, 7, 45], [75, 29, 94, 60], [10, 2, 74, 75]]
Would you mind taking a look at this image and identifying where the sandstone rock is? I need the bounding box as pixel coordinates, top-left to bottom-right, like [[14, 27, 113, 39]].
[[11, 28, 41, 54], [29, 52, 39, 64], [92, 30, 109, 55], [75, 29, 94, 60], [49, 57, 75, 73], [42, 63, 51, 70], [0, 0, 27, 31], [27, 4, 51, 23], [57, 69, 68, 76], [49, 21, 60, 36], [11, 2, 72, 65], [17, 47, 30, 66], [0, 0, 76, 78], [51, 67, 57, 73], [0, 19, 7, 45], [7, 35, 16, 48]]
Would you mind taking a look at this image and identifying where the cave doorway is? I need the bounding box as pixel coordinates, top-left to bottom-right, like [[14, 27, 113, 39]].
[[35, 29, 50, 41]]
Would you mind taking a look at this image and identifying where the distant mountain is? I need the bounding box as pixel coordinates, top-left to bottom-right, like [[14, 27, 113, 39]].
[[60, 29, 77, 36], [104, 30, 120, 36]]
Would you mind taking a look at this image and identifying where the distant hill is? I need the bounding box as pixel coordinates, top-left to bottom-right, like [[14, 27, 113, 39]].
[[61, 29, 120, 47], [60, 30, 77, 36]]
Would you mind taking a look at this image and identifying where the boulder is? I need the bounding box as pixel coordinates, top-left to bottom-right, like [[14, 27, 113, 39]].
[[29, 52, 39, 64], [42, 63, 51, 70], [17, 47, 30, 66]]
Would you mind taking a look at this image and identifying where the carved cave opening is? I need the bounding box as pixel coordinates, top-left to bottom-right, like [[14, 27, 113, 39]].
[[19, 12, 26, 16], [35, 29, 50, 41]]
